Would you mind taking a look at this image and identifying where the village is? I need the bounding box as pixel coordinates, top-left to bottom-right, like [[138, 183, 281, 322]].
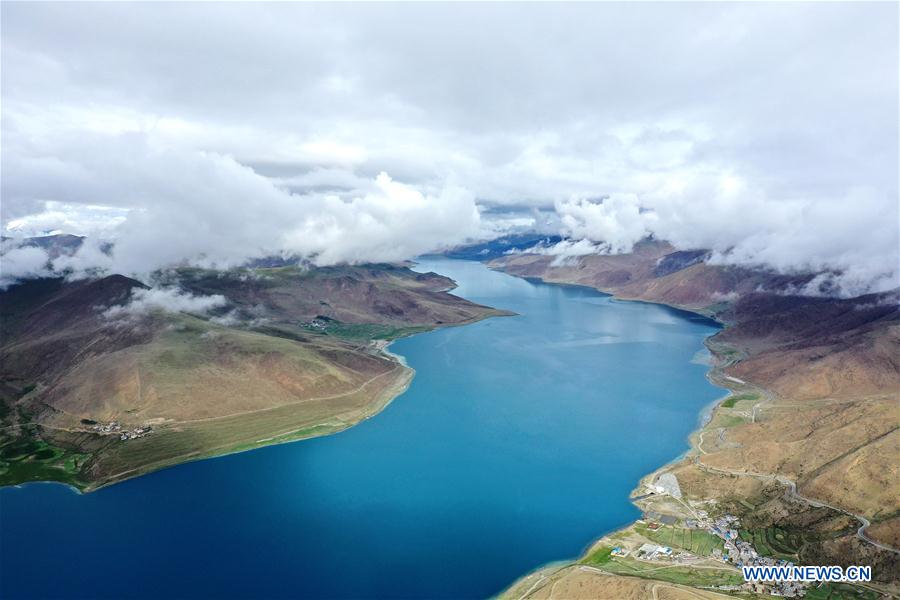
[[301, 319, 328, 331], [86, 420, 153, 442], [604, 474, 812, 598]]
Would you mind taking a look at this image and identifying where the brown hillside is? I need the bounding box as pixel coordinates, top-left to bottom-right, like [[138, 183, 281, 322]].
[[0, 263, 505, 490], [491, 245, 899, 571]]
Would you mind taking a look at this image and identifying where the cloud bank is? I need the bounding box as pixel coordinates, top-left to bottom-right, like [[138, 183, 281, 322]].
[[104, 287, 227, 319], [0, 246, 53, 287], [553, 175, 898, 295], [2, 3, 897, 294], [3, 129, 480, 276]]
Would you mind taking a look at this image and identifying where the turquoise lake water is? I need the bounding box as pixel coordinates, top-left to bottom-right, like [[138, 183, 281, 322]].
[[0, 258, 723, 599]]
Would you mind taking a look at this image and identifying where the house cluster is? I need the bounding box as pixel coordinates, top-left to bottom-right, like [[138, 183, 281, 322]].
[[711, 514, 740, 541], [747, 579, 808, 598], [119, 425, 152, 441], [707, 514, 808, 598], [636, 543, 673, 561], [626, 504, 812, 597], [89, 420, 122, 434], [87, 420, 151, 441], [301, 319, 328, 330]]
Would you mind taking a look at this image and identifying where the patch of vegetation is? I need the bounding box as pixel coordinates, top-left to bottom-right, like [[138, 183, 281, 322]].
[[0, 432, 91, 489], [720, 392, 760, 408], [297, 319, 435, 341], [702, 301, 731, 317], [599, 556, 743, 588], [320, 322, 433, 341], [582, 545, 613, 565], [225, 423, 342, 454], [710, 413, 748, 428], [739, 527, 802, 561], [711, 346, 743, 362], [804, 583, 880, 600], [634, 523, 725, 557]]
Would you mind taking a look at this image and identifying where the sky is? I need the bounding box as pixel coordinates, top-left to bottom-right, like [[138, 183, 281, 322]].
[[2, 2, 898, 295]]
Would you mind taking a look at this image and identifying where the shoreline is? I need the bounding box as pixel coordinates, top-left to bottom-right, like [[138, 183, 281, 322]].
[[488, 265, 770, 598], [1, 305, 511, 495], [492, 262, 899, 597], [10, 361, 415, 496]]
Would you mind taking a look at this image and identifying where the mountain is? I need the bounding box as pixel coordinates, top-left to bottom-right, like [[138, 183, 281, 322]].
[[2, 233, 86, 259], [0, 263, 509, 491], [491, 240, 899, 403], [443, 233, 562, 261], [486, 240, 900, 591]]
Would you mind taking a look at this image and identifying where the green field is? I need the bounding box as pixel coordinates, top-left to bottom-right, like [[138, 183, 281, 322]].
[[634, 523, 725, 557], [804, 583, 881, 600], [0, 431, 91, 488], [309, 321, 434, 341], [738, 527, 802, 560], [720, 392, 759, 408], [583, 545, 614, 565], [581, 544, 740, 588], [598, 556, 743, 588], [709, 413, 748, 428]]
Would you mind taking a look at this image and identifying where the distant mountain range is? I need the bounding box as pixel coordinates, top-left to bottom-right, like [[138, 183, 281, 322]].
[[443, 233, 562, 261]]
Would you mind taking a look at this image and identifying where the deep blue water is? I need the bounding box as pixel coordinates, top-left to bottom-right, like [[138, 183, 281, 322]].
[[0, 258, 723, 599]]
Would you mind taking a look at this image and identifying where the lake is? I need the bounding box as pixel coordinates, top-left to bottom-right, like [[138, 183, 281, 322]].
[[0, 257, 723, 599]]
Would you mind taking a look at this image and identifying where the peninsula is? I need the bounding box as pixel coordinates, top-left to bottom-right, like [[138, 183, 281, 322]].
[[0, 240, 509, 492]]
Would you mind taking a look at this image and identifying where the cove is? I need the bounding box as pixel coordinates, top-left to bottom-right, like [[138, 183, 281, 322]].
[[0, 257, 723, 599]]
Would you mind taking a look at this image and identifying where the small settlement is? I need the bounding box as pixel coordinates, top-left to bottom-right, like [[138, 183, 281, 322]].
[[615, 473, 812, 598], [87, 420, 153, 441]]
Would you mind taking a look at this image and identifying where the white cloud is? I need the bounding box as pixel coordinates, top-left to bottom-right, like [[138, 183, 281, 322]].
[[526, 238, 605, 267], [51, 237, 114, 281], [5, 202, 128, 237], [0, 246, 53, 287], [3, 127, 481, 277], [104, 287, 227, 318], [1, 2, 896, 295], [548, 175, 899, 296], [280, 172, 480, 266], [555, 195, 650, 254], [646, 176, 899, 295]]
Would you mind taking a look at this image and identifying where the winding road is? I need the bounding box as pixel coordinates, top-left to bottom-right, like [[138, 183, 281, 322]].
[[695, 430, 899, 555]]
